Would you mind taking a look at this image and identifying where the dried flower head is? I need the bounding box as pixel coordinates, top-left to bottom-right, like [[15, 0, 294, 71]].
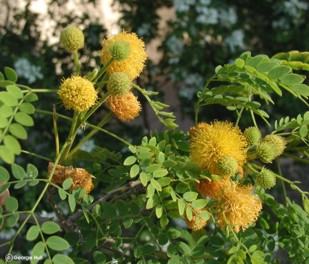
[[60, 25, 84, 52], [107, 92, 141, 121], [190, 121, 248, 174], [185, 207, 209, 231], [49, 163, 94, 194], [217, 181, 262, 233], [58, 76, 97, 112], [101, 32, 147, 80]]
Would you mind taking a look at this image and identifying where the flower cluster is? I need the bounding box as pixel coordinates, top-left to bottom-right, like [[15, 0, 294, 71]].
[[188, 121, 286, 232]]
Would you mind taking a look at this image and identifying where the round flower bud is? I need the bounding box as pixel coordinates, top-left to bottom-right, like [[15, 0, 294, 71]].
[[255, 168, 276, 189], [244, 127, 261, 145], [185, 207, 208, 231], [60, 25, 84, 52], [58, 76, 97, 112], [107, 72, 132, 96], [263, 134, 286, 157], [216, 156, 238, 176], [109, 41, 130, 61], [107, 92, 141, 121], [256, 141, 278, 163]]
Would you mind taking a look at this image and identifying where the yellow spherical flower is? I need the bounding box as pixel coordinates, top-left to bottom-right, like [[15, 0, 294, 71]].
[[190, 121, 248, 174], [58, 76, 97, 112], [101, 32, 147, 80], [107, 92, 141, 121], [217, 181, 262, 233]]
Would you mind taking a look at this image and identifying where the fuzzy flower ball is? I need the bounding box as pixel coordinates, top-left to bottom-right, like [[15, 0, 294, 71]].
[[107, 72, 132, 96], [60, 25, 84, 52], [107, 92, 141, 121], [101, 32, 147, 80], [217, 181, 262, 233], [190, 121, 248, 174], [58, 76, 97, 112]]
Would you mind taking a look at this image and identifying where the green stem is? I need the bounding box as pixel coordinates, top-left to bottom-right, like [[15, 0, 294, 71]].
[[21, 150, 52, 161], [81, 91, 111, 123], [73, 51, 81, 75], [67, 112, 113, 159], [60, 112, 80, 163], [93, 58, 114, 83], [235, 107, 245, 126], [250, 110, 258, 127]]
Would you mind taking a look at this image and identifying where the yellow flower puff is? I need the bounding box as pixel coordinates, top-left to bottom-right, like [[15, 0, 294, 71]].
[[217, 181, 262, 233], [58, 76, 97, 112], [190, 121, 248, 174], [101, 32, 147, 80], [107, 92, 141, 122]]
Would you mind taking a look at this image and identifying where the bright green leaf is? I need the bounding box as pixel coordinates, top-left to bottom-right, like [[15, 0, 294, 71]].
[[0, 115, 8, 128], [268, 65, 292, 79], [58, 188, 67, 200], [4, 67, 18, 82], [178, 199, 185, 216], [14, 112, 34, 126], [0, 145, 14, 164], [19, 102, 35, 114], [26, 225, 40, 241], [5, 196, 18, 212], [9, 123, 28, 139], [6, 85, 23, 98], [4, 135, 21, 155], [46, 236, 70, 251], [192, 199, 208, 209], [27, 163, 38, 178], [0, 166, 10, 182], [280, 73, 304, 86], [24, 93, 38, 102], [31, 241, 45, 264], [183, 191, 198, 202], [11, 163, 25, 179], [151, 178, 162, 191], [0, 91, 18, 106], [68, 194, 76, 212], [52, 254, 74, 264], [153, 169, 168, 178], [130, 164, 140, 178], [123, 156, 137, 166], [155, 204, 163, 218], [41, 221, 61, 235], [6, 213, 19, 227], [62, 178, 73, 190], [0, 105, 13, 117]]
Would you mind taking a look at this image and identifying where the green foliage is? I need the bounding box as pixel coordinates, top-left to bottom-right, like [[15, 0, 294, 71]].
[[0, 68, 37, 164]]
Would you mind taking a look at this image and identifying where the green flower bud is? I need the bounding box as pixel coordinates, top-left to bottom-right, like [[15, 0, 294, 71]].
[[216, 156, 238, 176], [109, 41, 130, 61], [107, 72, 132, 96], [244, 127, 261, 145], [255, 168, 276, 189], [263, 134, 286, 157], [60, 25, 84, 52], [256, 141, 277, 163]]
